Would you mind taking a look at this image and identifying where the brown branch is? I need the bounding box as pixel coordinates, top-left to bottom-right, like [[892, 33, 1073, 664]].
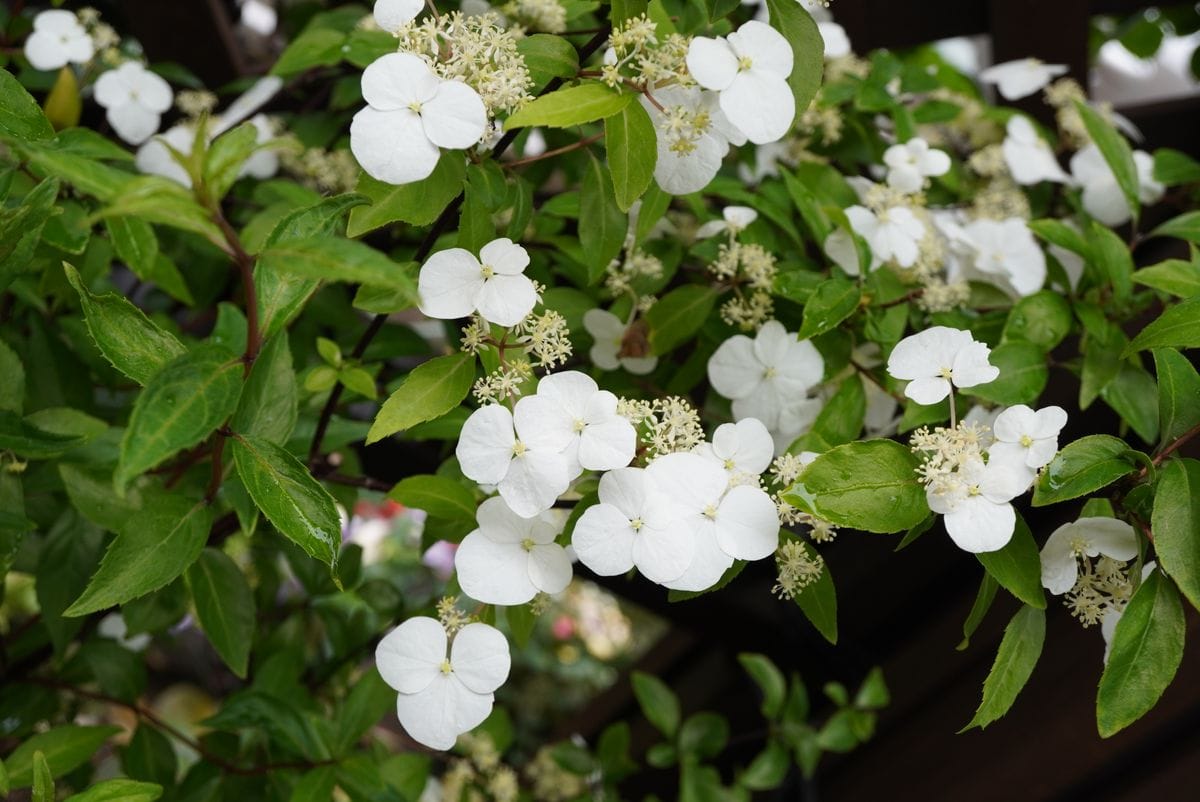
[[205, 432, 228, 504], [506, 132, 605, 168], [212, 210, 262, 371], [324, 473, 393, 493]]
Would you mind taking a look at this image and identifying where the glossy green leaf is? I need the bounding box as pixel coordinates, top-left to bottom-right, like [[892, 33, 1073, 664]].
[[347, 154, 465, 236], [606, 101, 656, 212], [1133, 258, 1200, 298], [4, 726, 121, 788], [793, 539, 838, 643], [232, 335, 298, 445], [516, 34, 579, 91], [1152, 459, 1200, 612], [366, 353, 476, 444], [0, 67, 55, 141], [1032, 434, 1138, 506], [1028, 218, 1091, 258], [631, 671, 681, 737], [389, 475, 476, 521], [1149, 210, 1200, 244], [961, 605, 1044, 731], [0, 411, 83, 459], [64, 779, 164, 802], [958, 572, 999, 651], [1153, 349, 1200, 446], [961, 341, 1047, 406], [765, 0, 824, 114], [975, 513, 1045, 609], [738, 653, 787, 718], [186, 548, 256, 678], [31, 752, 52, 802], [798, 278, 861, 340], [580, 152, 627, 283], [504, 83, 634, 130], [1076, 101, 1140, 222], [646, 285, 719, 355], [1003, 291, 1073, 351], [1125, 296, 1200, 354], [258, 237, 417, 290], [1153, 148, 1200, 185], [1099, 363, 1159, 444], [1089, 222, 1134, 303]]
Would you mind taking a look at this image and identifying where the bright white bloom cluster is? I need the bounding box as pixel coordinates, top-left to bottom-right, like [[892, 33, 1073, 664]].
[[642, 85, 744, 196], [883, 138, 951, 194], [94, 62, 173, 146], [886, 326, 998, 406], [418, 238, 536, 327], [24, 10, 94, 71], [979, 58, 1068, 101], [455, 496, 571, 605], [707, 320, 825, 453], [376, 617, 510, 749]]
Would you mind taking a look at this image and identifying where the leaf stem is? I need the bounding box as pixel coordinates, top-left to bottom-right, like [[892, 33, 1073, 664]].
[[506, 131, 605, 168]]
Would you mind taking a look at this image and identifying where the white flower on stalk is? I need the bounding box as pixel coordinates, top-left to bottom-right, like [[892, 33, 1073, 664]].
[[582, 309, 657, 375], [886, 326, 998, 405], [979, 58, 1068, 101], [687, 20, 795, 144], [696, 206, 758, 239], [94, 62, 174, 146], [454, 496, 571, 605], [376, 617, 510, 750], [694, 418, 775, 483], [351, 52, 486, 185], [643, 85, 741, 195], [374, 0, 423, 32], [960, 218, 1046, 297], [1039, 517, 1138, 595], [1001, 115, 1069, 185], [572, 467, 695, 585], [1069, 144, 1165, 227], [24, 10, 94, 71], [926, 457, 1020, 552], [707, 320, 825, 439], [418, 238, 536, 327], [989, 404, 1068, 472], [837, 205, 925, 270], [646, 452, 780, 592], [530, 371, 637, 475], [883, 138, 951, 194], [456, 402, 572, 517]]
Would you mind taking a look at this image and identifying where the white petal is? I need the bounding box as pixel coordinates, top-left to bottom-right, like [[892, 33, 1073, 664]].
[[1082, 179, 1132, 227], [108, 103, 162, 146], [951, 341, 999, 388], [824, 228, 861, 276], [646, 452, 727, 515], [25, 32, 69, 71], [622, 355, 658, 375], [351, 107, 441, 185], [713, 418, 774, 475], [887, 163, 924, 194], [479, 238, 530, 275], [215, 76, 283, 134], [375, 0, 424, 32], [34, 9, 82, 33], [905, 376, 951, 405], [724, 205, 758, 228], [423, 81, 487, 150], [1032, 406, 1069, 439], [529, 543, 572, 594], [721, 72, 795, 145], [93, 65, 133, 109], [696, 219, 728, 239], [818, 22, 850, 59], [687, 37, 739, 91], [474, 495, 529, 544], [992, 404, 1036, 442], [708, 335, 762, 400], [457, 405, 515, 485], [395, 675, 493, 750], [918, 147, 951, 177], [450, 622, 511, 693], [572, 503, 636, 576], [536, 370, 597, 416], [714, 485, 779, 560], [943, 498, 1015, 553], [475, 274, 537, 326], [362, 52, 439, 110], [1040, 523, 1081, 594], [419, 248, 484, 320], [1078, 517, 1138, 561], [632, 522, 695, 585], [776, 338, 825, 390], [662, 522, 734, 592], [129, 65, 173, 112], [729, 20, 793, 78], [499, 452, 569, 517], [979, 60, 1067, 101], [589, 341, 621, 371], [456, 531, 537, 605], [578, 419, 636, 471], [583, 308, 625, 340], [653, 128, 725, 195], [513, 395, 575, 453], [376, 617, 447, 694]]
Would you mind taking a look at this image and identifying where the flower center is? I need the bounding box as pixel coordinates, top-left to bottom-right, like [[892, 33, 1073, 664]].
[[702, 503, 718, 520], [572, 418, 586, 433], [440, 659, 453, 675], [630, 517, 644, 532], [1020, 434, 1034, 447], [521, 537, 535, 552], [763, 366, 777, 379], [407, 100, 424, 113], [480, 263, 495, 279], [1069, 535, 1090, 556], [967, 484, 981, 497], [723, 458, 736, 471], [512, 440, 527, 457], [938, 366, 954, 380], [737, 55, 754, 71]]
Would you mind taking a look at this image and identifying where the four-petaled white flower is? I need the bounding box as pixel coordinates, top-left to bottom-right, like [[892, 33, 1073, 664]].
[[418, 238, 536, 327], [989, 404, 1068, 473], [376, 617, 510, 750], [694, 418, 774, 482], [979, 58, 1068, 101], [687, 20, 795, 145], [697, 206, 758, 238], [707, 320, 825, 443], [883, 138, 951, 194], [456, 401, 572, 517], [25, 10, 94, 72], [887, 326, 999, 405], [351, 52, 486, 185], [455, 496, 571, 605], [1069, 144, 1165, 227], [94, 62, 173, 146], [841, 205, 925, 269], [1002, 115, 1069, 185], [1039, 517, 1138, 595], [582, 309, 657, 375], [572, 467, 694, 585], [647, 452, 780, 591], [374, 0, 423, 32], [530, 371, 637, 476], [926, 457, 1019, 552], [643, 85, 741, 196], [961, 218, 1047, 297]]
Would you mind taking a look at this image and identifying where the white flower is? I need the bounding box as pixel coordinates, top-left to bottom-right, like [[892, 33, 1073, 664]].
[[351, 52, 486, 185], [531, 371, 637, 475], [376, 617, 510, 750], [25, 10, 94, 71], [1070, 144, 1165, 227], [582, 309, 657, 375], [94, 62, 173, 146], [418, 238, 536, 327], [839, 205, 925, 269], [694, 418, 775, 481], [455, 496, 571, 605], [1040, 517, 1138, 595], [687, 20, 795, 144], [883, 138, 951, 194], [979, 58, 1068, 101], [989, 404, 1068, 471], [374, 0, 423, 32], [643, 85, 739, 195], [98, 613, 151, 652], [572, 467, 694, 585], [707, 320, 825, 436], [818, 22, 851, 60], [960, 218, 1047, 297], [887, 326, 999, 405], [456, 401, 572, 517], [241, 114, 281, 179], [696, 206, 758, 238], [646, 452, 780, 591], [1001, 115, 1069, 185], [926, 457, 1019, 552]]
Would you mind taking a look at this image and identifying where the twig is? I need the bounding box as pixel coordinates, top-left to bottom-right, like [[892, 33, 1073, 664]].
[[205, 432, 228, 503], [212, 210, 262, 370], [506, 132, 605, 168], [325, 473, 392, 493]]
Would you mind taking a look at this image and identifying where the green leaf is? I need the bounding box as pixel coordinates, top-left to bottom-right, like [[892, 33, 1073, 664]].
[[65, 780, 164, 802], [740, 741, 790, 791], [64, 496, 211, 616], [1003, 291, 1073, 351], [516, 34, 579, 91], [579, 152, 627, 283], [782, 440, 926, 533], [1153, 349, 1200, 446], [64, 263, 186, 385], [231, 435, 342, 572], [975, 513, 1045, 609], [504, 83, 634, 130], [333, 670, 394, 755], [389, 475, 476, 521], [606, 101, 656, 212], [678, 713, 729, 759], [95, 177, 225, 244], [1089, 222, 1135, 303], [232, 335, 297, 445], [1125, 296, 1200, 354], [1096, 569, 1185, 737], [798, 278, 861, 340], [0, 410, 83, 459], [115, 345, 244, 493], [795, 375, 866, 451], [0, 67, 55, 140], [366, 353, 476, 444], [765, 0, 824, 114], [1133, 258, 1200, 298], [32, 752, 52, 802], [121, 725, 176, 787], [271, 26, 347, 76], [1153, 148, 1200, 185], [20, 143, 132, 201], [961, 605, 1045, 731], [1075, 101, 1140, 222], [185, 547, 256, 678], [631, 671, 681, 737], [738, 653, 787, 718], [958, 572, 999, 650], [1028, 218, 1091, 258], [1152, 459, 1200, 612], [1099, 363, 1159, 444], [258, 237, 417, 290], [104, 215, 158, 276], [960, 341, 1047, 406], [646, 285, 719, 355], [203, 122, 261, 201], [347, 154, 466, 236], [1032, 434, 1138, 506], [5, 725, 121, 788], [1149, 210, 1200, 244], [792, 539, 838, 643]]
